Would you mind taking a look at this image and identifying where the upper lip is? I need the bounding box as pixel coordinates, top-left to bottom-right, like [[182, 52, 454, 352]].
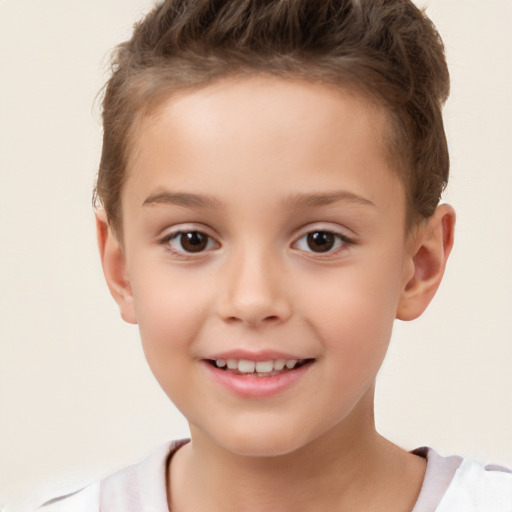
[[204, 350, 313, 362]]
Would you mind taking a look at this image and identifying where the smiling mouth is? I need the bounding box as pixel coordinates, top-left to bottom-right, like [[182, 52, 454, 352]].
[[206, 358, 315, 377]]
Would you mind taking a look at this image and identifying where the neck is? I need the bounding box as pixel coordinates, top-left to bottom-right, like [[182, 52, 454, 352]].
[[168, 392, 425, 512]]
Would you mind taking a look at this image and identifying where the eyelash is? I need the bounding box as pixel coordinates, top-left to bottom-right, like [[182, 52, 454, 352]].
[[160, 230, 219, 257], [292, 230, 354, 257], [159, 228, 354, 258]]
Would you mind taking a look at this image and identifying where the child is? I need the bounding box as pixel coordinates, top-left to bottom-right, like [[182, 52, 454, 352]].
[[37, 0, 512, 510]]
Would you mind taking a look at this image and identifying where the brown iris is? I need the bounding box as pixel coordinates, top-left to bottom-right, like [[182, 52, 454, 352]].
[[306, 231, 336, 253], [180, 231, 208, 252]]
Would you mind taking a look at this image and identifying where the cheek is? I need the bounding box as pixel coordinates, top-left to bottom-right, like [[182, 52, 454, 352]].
[[298, 257, 404, 376], [310, 290, 393, 370], [130, 259, 210, 331], [128, 265, 210, 385]]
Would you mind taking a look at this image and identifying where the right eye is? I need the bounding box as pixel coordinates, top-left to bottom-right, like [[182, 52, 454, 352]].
[[163, 230, 219, 254]]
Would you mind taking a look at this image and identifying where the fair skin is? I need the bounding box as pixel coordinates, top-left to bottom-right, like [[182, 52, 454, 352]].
[[98, 76, 455, 511]]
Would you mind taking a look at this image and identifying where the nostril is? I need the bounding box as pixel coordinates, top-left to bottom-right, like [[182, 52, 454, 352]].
[[224, 314, 281, 326]]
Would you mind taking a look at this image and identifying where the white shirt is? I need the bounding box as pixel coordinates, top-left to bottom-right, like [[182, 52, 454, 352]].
[[36, 440, 512, 512]]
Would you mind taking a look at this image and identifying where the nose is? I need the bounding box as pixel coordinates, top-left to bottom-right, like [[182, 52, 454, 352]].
[[215, 247, 292, 327]]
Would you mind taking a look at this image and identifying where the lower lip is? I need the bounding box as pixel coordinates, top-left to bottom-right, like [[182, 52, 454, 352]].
[[202, 361, 313, 399]]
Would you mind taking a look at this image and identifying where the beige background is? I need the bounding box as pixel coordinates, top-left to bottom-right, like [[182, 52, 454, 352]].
[[1, 1, 511, 510]]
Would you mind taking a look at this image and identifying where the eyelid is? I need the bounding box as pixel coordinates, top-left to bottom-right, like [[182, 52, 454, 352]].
[[158, 224, 221, 257], [291, 224, 356, 256]]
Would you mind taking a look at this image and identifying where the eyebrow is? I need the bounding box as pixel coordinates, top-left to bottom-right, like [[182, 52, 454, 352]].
[[142, 189, 375, 210], [142, 191, 223, 209], [284, 191, 375, 208]]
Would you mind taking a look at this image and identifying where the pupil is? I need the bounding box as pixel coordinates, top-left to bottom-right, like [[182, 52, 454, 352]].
[[181, 232, 207, 252], [307, 232, 335, 253]]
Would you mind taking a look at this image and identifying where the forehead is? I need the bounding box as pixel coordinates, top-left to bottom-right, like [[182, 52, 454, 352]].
[[135, 76, 389, 152], [123, 76, 405, 222]]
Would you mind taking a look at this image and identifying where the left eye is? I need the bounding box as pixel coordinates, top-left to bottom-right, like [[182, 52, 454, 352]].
[[165, 231, 218, 253], [294, 231, 347, 253]]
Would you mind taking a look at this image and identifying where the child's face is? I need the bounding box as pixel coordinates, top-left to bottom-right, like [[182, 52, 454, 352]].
[[111, 77, 417, 456]]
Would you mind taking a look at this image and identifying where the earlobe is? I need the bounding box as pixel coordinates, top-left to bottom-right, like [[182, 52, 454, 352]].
[[396, 204, 456, 321], [96, 209, 137, 324]]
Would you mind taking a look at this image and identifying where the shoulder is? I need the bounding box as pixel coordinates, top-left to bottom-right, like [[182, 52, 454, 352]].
[[437, 456, 512, 511], [34, 440, 189, 512], [35, 483, 100, 512]]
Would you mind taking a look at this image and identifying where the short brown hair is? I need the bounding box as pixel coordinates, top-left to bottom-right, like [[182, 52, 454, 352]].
[[95, 0, 450, 234]]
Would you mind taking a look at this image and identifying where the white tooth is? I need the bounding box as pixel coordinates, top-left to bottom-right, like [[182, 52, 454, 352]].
[[255, 361, 273, 373], [238, 359, 256, 373], [273, 359, 286, 371], [216, 359, 226, 368], [285, 359, 298, 369], [227, 359, 238, 370]]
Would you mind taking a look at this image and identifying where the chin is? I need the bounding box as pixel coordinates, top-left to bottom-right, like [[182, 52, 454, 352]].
[[223, 437, 304, 458], [203, 420, 318, 458]]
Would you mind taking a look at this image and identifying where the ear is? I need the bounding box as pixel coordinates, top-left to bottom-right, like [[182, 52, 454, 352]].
[[396, 204, 456, 321], [96, 209, 137, 324]]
